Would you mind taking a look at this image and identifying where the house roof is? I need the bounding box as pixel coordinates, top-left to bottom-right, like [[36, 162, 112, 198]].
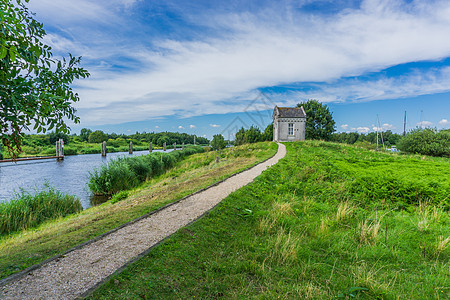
[[273, 106, 306, 118]]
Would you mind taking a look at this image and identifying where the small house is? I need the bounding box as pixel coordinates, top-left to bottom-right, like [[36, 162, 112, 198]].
[[273, 106, 306, 142]]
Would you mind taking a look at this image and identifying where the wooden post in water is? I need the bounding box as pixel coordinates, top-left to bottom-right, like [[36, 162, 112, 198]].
[[101, 141, 107, 157], [56, 139, 64, 161], [173, 142, 176, 150], [56, 141, 59, 158], [163, 142, 166, 151], [129, 142, 133, 154], [149, 142, 152, 153], [182, 142, 184, 150]]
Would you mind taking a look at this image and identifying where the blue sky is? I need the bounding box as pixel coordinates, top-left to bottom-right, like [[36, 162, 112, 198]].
[[28, 0, 450, 138]]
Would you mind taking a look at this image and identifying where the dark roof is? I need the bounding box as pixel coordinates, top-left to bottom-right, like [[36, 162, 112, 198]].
[[273, 106, 306, 118]]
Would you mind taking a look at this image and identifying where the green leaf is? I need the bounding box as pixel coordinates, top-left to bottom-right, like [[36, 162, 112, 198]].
[[0, 47, 7, 60]]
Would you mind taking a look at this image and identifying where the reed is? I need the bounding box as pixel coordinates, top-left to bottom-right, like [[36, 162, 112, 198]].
[[0, 187, 82, 235], [88, 146, 204, 195]]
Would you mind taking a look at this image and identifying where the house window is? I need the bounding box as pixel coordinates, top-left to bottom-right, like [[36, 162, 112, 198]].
[[288, 123, 294, 135]]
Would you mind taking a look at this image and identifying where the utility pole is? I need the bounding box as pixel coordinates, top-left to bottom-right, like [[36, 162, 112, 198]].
[[377, 114, 385, 149], [376, 115, 379, 151], [420, 110, 423, 128], [403, 111, 407, 136]]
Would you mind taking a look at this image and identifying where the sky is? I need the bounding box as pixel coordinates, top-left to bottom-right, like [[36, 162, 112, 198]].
[[27, 0, 450, 139]]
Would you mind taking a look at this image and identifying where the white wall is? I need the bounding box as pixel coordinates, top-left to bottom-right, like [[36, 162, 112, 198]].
[[273, 118, 305, 142]]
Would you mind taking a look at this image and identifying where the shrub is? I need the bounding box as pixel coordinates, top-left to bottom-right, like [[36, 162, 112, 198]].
[[0, 187, 82, 235], [398, 128, 450, 157]]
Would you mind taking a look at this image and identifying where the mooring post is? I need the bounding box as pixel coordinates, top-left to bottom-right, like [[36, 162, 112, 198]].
[[129, 141, 133, 154], [163, 142, 166, 151], [149, 142, 152, 153], [56, 139, 64, 161], [173, 142, 176, 150], [182, 142, 184, 150], [101, 141, 107, 157]]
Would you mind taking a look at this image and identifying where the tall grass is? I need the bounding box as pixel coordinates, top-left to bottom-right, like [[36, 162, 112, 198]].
[[88, 146, 204, 195], [0, 187, 82, 235], [89, 141, 450, 299]]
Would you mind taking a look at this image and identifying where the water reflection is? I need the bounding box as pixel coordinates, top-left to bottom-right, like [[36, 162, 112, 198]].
[[0, 149, 172, 209]]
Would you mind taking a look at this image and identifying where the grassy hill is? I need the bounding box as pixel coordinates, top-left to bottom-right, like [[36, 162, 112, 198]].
[[90, 141, 449, 299]]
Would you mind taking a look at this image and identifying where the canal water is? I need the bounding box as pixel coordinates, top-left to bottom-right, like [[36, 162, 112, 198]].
[[0, 149, 172, 209]]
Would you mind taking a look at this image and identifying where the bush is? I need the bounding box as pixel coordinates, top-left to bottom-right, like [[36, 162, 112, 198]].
[[88, 146, 204, 195], [0, 187, 82, 235], [398, 128, 450, 157]]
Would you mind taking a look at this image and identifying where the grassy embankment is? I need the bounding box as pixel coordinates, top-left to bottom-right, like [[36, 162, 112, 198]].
[[0, 142, 277, 279], [90, 141, 449, 299], [88, 146, 205, 195]]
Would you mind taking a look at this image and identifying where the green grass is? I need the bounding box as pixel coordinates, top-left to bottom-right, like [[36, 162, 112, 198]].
[[0, 186, 82, 235], [0, 142, 277, 280], [89, 141, 449, 299], [88, 146, 204, 195]]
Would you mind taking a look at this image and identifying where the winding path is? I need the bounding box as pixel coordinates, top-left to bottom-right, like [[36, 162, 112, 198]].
[[0, 143, 286, 299]]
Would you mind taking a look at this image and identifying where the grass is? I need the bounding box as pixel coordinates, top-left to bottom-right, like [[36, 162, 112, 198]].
[[88, 146, 204, 195], [0, 142, 277, 280], [89, 141, 449, 299], [0, 186, 82, 235]]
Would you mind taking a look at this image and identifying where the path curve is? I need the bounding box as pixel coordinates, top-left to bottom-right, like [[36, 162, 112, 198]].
[[0, 143, 286, 299]]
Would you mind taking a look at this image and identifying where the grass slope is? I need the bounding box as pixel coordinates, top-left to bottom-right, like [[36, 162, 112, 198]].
[[0, 142, 277, 279], [90, 141, 449, 299]]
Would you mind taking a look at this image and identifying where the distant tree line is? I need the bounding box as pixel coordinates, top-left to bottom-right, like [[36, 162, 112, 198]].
[[331, 130, 403, 147], [21, 129, 209, 148]]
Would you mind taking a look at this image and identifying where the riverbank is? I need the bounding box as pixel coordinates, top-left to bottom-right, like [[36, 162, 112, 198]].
[[0, 144, 285, 299], [0, 142, 277, 280], [89, 141, 449, 299]]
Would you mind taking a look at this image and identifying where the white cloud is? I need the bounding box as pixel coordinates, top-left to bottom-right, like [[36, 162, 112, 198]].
[[341, 124, 349, 130], [189, 124, 196, 129], [416, 121, 433, 128], [178, 125, 184, 129], [438, 119, 449, 127], [155, 125, 159, 129], [372, 126, 381, 132], [382, 123, 395, 130], [210, 124, 221, 128], [357, 127, 370, 134], [29, 0, 450, 125]]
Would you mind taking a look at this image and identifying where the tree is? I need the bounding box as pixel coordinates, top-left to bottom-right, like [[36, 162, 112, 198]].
[[88, 130, 107, 143], [263, 123, 273, 141], [397, 128, 449, 157], [297, 100, 335, 140], [79, 128, 92, 142], [211, 134, 226, 150], [235, 127, 246, 146], [0, 0, 89, 158], [244, 125, 263, 143]]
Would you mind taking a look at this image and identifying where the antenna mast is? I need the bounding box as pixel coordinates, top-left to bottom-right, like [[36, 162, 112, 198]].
[[377, 114, 385, 150], [403, 111, 407, 136], [420, 110, 424, 128]]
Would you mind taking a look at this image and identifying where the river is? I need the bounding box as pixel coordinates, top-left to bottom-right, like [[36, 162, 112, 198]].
[[0, 149, 173, 209]]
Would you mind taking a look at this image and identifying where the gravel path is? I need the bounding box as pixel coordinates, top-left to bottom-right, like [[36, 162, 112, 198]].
[[0, 143, 286, 299]]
